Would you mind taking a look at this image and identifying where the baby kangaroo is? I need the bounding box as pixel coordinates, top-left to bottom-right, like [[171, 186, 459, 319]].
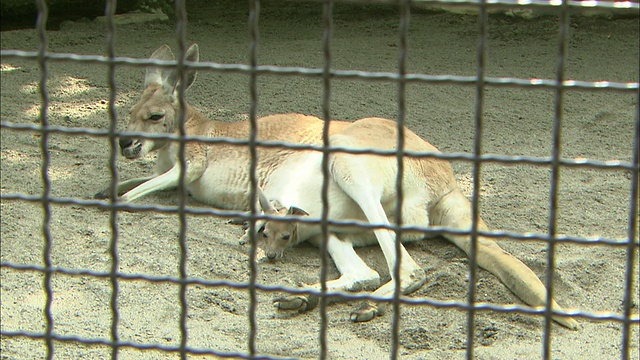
[[96, 44, 577, 329]]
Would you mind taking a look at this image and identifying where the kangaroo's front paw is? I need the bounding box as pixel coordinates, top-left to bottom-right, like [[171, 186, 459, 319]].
[[274, 294, 319, 312], [93, 189, 110, 199], [94, 188, 126, 200], [228, 218, 247, 226], [238, 231, 251, 245], [350, 301, 384, 322]]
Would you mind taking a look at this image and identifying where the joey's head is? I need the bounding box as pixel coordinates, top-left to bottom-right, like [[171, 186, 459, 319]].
[[256, 188, 309, 260], [119, 44, 199, 159]]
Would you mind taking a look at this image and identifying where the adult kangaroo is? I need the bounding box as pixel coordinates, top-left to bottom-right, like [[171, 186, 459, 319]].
[[96, 44, 577, 330]]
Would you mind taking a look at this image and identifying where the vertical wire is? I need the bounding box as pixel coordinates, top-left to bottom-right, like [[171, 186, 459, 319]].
[[247, 0, 261, 357], [319, 1, 333, 358], [467, 2, 489, 359], [34, 1, 54, 359], [174, 1, 190, 358], [103, 0, 120, 358], [621, 92, 640, 360], [544, 1, 571, 358], [390, 1, 410, 359]]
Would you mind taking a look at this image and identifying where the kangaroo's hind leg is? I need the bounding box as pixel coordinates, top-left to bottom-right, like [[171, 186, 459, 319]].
[[274, 233, 381, 312], [430, 188, 578, 329], [328, 150, 428, 321]]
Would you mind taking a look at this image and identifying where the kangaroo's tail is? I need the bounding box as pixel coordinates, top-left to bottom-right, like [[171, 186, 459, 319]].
[[429, 188, 578, 330]]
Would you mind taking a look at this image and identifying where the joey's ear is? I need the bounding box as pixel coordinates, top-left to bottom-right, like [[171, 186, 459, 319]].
[[287, 206, 309, 216], [145, 45, 175, 87], [291, 225, 299, 243], [257, 187, 277, 214], [270, 199, 285, 211], [164, 43, 200, 93]]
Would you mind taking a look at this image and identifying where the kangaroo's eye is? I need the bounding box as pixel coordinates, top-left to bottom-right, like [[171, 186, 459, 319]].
[[262, 232, 268, 239], [149, 114, 164, 121], [282, 234, 290, 241]]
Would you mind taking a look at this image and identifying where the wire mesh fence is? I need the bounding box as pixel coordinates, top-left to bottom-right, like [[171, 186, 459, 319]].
[[1, 0, 639, 359]]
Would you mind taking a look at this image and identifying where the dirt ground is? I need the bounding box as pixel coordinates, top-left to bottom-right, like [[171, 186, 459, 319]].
[[1, 1, 639, 359]]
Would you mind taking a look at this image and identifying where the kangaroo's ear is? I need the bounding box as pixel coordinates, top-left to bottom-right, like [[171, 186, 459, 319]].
[[145, 45, 175, 87], [164, 43, 199, 93], [150, 44, 175, 61], [184, 44, 199, 89], [288, 206, 309, 217]]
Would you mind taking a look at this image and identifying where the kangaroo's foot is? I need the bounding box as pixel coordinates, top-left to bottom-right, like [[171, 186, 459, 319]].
[[273, 271, 381, 314], [350, 301, 385, 322], [347, 267, 426, 322], [274, 293, 319, 312]]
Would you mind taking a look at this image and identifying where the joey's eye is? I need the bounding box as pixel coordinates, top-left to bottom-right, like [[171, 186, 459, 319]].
[[149, 114, 164, 121], [262, 232, 268, 239], [282, 234, 290, 241]]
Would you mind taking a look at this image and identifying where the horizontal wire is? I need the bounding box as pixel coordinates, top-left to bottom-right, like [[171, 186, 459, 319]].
[[1, 50, 638, 92], [329, 0, 640, 11], [1, 261, 638, 324], [1, 192, 638, 247], [1, 122, 636, 171]]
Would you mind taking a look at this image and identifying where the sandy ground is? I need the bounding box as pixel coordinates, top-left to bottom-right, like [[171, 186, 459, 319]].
[[1, 1, 639, 359]]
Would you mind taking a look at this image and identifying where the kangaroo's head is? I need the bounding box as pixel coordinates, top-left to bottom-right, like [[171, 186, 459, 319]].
[[256, 188, 309, 260], [119, 44, 200, 159]]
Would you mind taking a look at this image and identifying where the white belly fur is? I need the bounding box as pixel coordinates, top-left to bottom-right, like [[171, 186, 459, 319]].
[[263, 151, 431, 248]]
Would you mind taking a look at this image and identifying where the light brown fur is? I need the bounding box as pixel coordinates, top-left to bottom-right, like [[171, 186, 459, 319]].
[[97, 44, 578, 329]]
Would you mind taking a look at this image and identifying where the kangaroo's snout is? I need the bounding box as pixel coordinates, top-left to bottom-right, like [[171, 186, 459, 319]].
[[119, 137, 141, 159], [119, 137, 133, 150]]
